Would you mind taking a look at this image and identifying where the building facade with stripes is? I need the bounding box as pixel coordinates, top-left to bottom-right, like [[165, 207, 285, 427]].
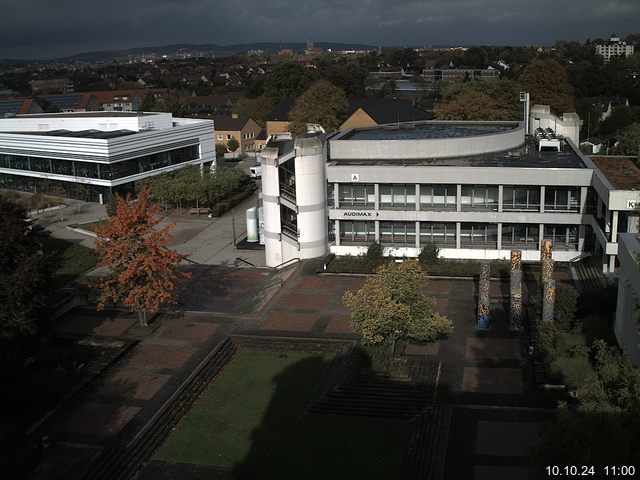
[[0, 112, 215, 203]]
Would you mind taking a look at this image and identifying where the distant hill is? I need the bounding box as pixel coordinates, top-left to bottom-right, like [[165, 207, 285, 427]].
[[55, 42, 377, 61]]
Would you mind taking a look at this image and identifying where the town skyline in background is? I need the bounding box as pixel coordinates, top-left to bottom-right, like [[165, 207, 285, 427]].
[[2, 0, 640, 59]]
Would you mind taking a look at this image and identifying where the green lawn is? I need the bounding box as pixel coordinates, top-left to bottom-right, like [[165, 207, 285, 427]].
[[43, 237, 98, 287], [155, 349, 411, 479], [69, 219, 110, 233]]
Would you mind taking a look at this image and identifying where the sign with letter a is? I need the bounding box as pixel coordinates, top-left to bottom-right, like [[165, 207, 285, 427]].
[[351, 173, 359, 181]]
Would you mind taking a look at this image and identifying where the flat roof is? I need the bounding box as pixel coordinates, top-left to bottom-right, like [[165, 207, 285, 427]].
[[591, 156, 640, 190], [19, 112, 156, 118], [330, 140, 587, 169], [1, 129, 138, 139], [340, 122, 516, 141]]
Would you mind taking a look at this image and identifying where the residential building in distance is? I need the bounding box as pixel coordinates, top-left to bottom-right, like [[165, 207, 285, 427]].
[[340, 99, 433, 131], [0, 111, 215, 203], [258, 113, 638, 274], [29, 78, 75, 94], [595, 34, 634, 62], [212, 114, 262, 153]]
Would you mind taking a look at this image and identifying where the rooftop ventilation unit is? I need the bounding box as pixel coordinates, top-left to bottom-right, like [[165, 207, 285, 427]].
[[534, 127, 562, 152]]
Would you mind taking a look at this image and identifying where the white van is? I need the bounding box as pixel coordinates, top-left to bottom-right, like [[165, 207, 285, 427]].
[[249, 165, 262, 178]]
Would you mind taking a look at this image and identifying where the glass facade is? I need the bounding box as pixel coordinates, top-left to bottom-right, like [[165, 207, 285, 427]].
[[338, 184, 375, 208], [545, 187, 580, 212], [461, 185, 499, 210], [460, 223, 498, 248], [340, 221, 375, 245], [0, 145, 199, 181], [379, 184, 415, 209], [420, 184, 456, 209], [419, 222, 456, 246], [380, 221, 416, 246], [543, 224, 579, 250], [502, 224, 540, 249], [503, 186, 540, 211]]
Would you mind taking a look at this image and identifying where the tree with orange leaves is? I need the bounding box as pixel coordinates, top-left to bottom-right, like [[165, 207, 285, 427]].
[[94, 187, 189, 326]]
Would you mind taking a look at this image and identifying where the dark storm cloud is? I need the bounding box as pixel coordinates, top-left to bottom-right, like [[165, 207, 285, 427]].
[[1, 0, 639, 58]]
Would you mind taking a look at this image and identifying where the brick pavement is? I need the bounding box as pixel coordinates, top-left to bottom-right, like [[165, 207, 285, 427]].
[[28, 262, 556, 479]]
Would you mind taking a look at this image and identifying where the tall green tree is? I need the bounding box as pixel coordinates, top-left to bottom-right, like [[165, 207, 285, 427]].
[[263, 62, 317, 103], [288, 80, 348, 135], [518, 59, 575, 114], [0, 198, 55, 338], [343, 260, 453, 360], [233, 95, 274, 126], [436, 90, 514, 120], [617, 123, 640, 155]]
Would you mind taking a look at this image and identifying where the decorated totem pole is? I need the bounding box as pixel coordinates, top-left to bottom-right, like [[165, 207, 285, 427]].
[[477, 261, 491, 330], [509, 250, 523, 330]]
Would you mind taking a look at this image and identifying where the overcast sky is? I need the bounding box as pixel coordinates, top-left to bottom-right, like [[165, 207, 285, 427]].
[[1, 0, 639, 59]]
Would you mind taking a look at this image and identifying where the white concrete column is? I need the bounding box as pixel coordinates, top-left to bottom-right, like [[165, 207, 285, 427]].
[[539, 223, 544, 251], [415, 184, 420, 211], [375, 220, 380, 242], [580, 187, 588, 215], [612, 211, 619, 243], [456, 184, 462, 211], [456, 222, 461, 249], [497, 222, 502, 250], [334, 183, 339, 209], [498, 185, 503, 213], [609, 254, 616, 273], [335, 220, 340, 246], [540, 186, 545, 213], [578, 225, 586, 252], [415, 221, 420, 248], [374, 183, 379, 210]]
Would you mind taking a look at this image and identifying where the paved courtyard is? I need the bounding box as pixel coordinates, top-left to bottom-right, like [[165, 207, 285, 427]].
[[21, 259, 572, 479]]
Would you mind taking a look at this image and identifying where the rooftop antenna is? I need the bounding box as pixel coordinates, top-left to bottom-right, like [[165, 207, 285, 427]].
[[519, 92, 530, 135]]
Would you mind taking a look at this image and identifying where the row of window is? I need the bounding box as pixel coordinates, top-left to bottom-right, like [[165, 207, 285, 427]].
[[0, 146, 199, 181], [334, 184, 581, 212], [338, 221, 579, 250], [216, 132, 256, 141]]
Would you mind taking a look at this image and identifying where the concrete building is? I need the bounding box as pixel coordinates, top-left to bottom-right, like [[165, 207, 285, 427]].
[[258, 117, 639, 272], [614, 233, 640, 366], [0, 111, 215, 203], [595, 35, 634, 63]]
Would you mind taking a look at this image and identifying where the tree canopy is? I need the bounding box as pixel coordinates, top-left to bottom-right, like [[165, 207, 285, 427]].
[[138, 165, 244, 209], [233, 95, 274, 126], [343, 260, 453, 356], [436, 79, 521, 121], [616, 123, 640, 155], [0, 197, 55, 338], [518, 59, 575, 114], [288, 80, 348, 135], [263, 62, 317, 103], [94, 188, 189, 326]]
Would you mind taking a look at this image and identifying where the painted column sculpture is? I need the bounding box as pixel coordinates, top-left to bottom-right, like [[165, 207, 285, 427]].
[[510, 250, 524, 330], [542, 258, 555, 284], [540, 239, 552, 262], [542, 279, 556, 323], [477, 261, 491, 330]]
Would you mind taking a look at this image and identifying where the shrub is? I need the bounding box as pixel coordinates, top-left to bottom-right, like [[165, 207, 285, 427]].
[[418, 243, 440, 268], [366, 241, 384, 267], [554, 283, 579, 330], [210, 203, 228, 217]]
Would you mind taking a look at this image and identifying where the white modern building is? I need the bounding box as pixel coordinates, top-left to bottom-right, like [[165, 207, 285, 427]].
[[595, 35, 634, 63], [258, 118, 639, 272], [0, 112, 215, 202]]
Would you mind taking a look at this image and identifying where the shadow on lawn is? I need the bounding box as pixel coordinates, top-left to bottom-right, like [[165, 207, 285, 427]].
[[229, 352, 425, 480]]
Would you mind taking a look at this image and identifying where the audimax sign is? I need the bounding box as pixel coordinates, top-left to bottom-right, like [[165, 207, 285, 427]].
[[343, 211, 379, 217]]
